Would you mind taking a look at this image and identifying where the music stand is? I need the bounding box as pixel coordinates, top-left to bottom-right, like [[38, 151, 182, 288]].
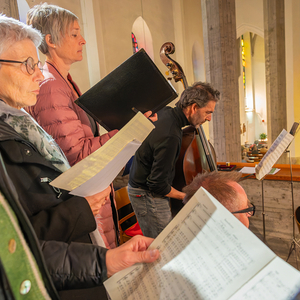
[[261, 178, 266, 242], [286, 149, 299, 268], [255, 123, 299, 258]]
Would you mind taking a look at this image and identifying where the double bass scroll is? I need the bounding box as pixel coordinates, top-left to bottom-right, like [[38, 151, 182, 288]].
[[160, 42, 188, 89]]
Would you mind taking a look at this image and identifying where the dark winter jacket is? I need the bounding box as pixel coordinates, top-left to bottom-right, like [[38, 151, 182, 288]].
[[0, 120, 109, 299]]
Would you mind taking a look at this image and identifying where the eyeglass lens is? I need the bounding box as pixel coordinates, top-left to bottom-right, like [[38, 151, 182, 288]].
[[232, 203, 255, 217], [25, 57, 43, 74]]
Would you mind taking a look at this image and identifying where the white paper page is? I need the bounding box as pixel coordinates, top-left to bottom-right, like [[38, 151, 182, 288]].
[[255, 130, 294, 180], [230, 257, 300, 300], [104, 188, 275, 300], [239, 167, 280, 176], [240, 167, 256, 174], [50, 112, 154, 191], [70, 140, 140, 197]]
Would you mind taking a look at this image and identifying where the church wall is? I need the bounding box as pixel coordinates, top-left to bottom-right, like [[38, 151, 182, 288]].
[[94, 0, 176, 85], [253, 35, 267, 139], [285, 0, 300, 158], [181, 0, 204, 86], [241, 178, 300, 268], [235, 0, 264, 37]]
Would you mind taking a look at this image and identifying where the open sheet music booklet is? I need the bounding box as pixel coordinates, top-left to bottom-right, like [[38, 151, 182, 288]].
[[104, 188, 300, 300], [255, 129, 295, 180], [50, 112, 154, 197]]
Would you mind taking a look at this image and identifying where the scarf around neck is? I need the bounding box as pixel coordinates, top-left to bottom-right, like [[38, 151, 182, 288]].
[[0, 100, 70, 172]]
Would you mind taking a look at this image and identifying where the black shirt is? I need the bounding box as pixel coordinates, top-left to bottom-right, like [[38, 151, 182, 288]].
[[129, 106, 189, 196]]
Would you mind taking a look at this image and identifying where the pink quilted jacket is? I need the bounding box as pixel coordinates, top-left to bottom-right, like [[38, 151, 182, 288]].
[[28, 62, 118, 249]]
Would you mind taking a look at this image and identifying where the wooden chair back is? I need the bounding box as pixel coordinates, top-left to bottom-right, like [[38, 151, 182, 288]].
[[115, 186, 138, 244]]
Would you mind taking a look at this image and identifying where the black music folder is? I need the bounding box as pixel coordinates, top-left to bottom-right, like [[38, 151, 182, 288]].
[[75, 48, 178, 131]]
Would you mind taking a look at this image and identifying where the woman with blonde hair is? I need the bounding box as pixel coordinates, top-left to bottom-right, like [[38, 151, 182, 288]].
[[26, 3, 120, 249]]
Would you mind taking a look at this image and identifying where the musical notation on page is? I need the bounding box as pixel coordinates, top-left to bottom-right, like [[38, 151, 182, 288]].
[[104, 188, 300, 300], [50, 112, 154, 197], [255, 129, 294, 180]]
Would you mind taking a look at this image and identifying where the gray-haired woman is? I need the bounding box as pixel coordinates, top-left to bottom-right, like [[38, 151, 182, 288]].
[[0, 13, 111, 299]]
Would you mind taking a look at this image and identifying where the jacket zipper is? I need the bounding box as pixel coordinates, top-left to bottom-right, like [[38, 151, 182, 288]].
[[40, 177, 62, 199]]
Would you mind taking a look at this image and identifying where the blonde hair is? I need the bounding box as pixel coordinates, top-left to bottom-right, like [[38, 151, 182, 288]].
[[27, 3, 78, 55]]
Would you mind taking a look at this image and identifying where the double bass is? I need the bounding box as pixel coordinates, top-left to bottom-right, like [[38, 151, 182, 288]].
[[160, 42, 217, 214]]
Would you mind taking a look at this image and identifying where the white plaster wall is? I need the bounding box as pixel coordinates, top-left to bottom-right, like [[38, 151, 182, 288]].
[[285, 0, 300, 157], [253, 35, 267, 139], [94, 0, 175, 78], [182, 0, 204, 85], [235, 0, 264, 37], [244, 33, 254, 110]]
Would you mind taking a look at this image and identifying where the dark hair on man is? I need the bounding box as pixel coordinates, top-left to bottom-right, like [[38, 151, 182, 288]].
[[176, 81, 220, 109], [183, 171, 242, 212]]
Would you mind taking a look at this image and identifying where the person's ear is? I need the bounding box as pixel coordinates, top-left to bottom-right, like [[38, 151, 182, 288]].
[[190, 103, 199, 114], [45, 34, 56, 49]]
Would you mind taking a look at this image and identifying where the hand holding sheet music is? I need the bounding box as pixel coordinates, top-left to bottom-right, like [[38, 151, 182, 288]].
[[50, 113, 154, 196], [104, 188, 300, 300]]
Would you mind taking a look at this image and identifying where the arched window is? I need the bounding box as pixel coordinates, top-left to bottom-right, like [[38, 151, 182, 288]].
[[131, 32, 139, 54], [16, 0, 29, 23], [132, 16, 154, 60]]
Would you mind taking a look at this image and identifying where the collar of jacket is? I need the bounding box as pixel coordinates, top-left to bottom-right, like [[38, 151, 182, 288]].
[[173, 106, 190, 128], [0, 120, 62, 173]]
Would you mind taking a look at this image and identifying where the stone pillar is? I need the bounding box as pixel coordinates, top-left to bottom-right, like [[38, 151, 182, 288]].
[[201, 0, 241, 162], [263, 0, 287, 144], [0, 0, 19, 19]]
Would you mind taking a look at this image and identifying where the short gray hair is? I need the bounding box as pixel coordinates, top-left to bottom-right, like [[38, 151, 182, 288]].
[[27, 3, 78, 55], [0, 15, 42, 57], [183, 171, 242, 212], [176, 81, 220, 109]]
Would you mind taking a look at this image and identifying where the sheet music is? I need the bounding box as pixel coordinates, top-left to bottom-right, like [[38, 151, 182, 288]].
[[239, 167, 280, 176], [50, 112, 154, 195], [230, 257, 300, 300], [104, 188, 278, 300], [255, 129, 294, 180], [69, 140, 140, 196]]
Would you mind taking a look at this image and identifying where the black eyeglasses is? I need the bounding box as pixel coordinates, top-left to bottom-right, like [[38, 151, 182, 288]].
[[0, 57, 42, 75], [232, 203, 255, 217]]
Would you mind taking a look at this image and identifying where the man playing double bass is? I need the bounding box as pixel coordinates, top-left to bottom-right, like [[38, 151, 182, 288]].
[[128, 81, 220, 238]]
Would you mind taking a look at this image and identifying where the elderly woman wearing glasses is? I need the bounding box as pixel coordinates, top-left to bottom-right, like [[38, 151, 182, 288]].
[[0, 15, 159, 300], [183, 171, 254, 228], [0, 15, 111, 252]]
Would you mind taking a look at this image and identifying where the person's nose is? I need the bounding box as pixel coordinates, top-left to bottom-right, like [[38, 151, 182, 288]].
[[33, 67, 44, 82], [206, 114, 212, 122], [80, 35, 86, 45]]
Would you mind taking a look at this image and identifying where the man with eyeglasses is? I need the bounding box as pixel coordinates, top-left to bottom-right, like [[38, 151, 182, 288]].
[[182, 171, 254, 228]]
